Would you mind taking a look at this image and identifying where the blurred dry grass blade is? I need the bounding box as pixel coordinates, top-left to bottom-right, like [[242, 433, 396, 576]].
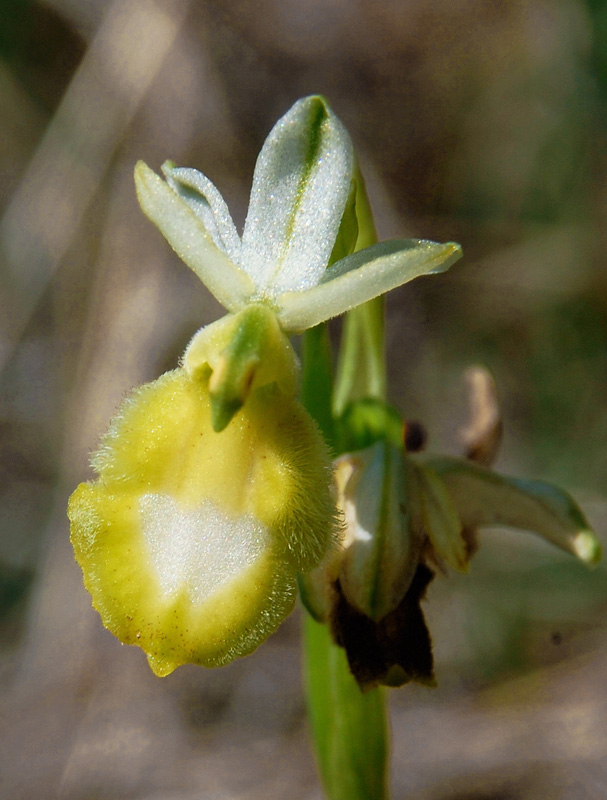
[[459, 365, 503, 466], [0, 0, 192, 375]]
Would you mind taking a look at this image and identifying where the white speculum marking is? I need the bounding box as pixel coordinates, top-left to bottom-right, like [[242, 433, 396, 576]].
[[139, 493, 269, 604]]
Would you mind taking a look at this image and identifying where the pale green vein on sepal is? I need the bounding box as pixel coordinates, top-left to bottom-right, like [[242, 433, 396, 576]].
[[417, 455, 602, 566], [276, 239, 462, 333], [134, 161, 254, 312], [339, 443, 422, 622]]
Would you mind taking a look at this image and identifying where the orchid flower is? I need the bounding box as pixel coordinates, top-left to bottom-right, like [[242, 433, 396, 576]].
[[68, 96, 461, 677]]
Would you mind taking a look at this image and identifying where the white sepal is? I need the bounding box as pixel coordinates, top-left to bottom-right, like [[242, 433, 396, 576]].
[[276, 239, 462, 333], [241, 95, 354, 297], [135, 161, 254, 311]]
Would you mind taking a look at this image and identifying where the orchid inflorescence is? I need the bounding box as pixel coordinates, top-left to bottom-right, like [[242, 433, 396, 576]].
[[68, 96, 600, 682]]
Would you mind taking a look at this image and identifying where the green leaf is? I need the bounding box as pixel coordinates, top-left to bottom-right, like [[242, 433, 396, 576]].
[[333, 298, 387, 414], [277, 239, 462, 333], [332, 165, 387, 413], [134, 161, 254, 311], [304, 614, 389, 800], [419, 455, 602, 566], [241, 95, 354, 296], [328, 178, 359, 265]]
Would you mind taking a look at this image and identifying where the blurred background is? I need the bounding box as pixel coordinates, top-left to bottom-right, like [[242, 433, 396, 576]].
[[1, 0, 607, 798]]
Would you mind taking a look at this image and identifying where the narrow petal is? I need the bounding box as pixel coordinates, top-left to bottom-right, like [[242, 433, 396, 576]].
[[418, 455, 602, 566], [240, 96, 354, 296], [276, 240, 462, 333], [135, 161, 254, 311], [162, 162, 242, 265]]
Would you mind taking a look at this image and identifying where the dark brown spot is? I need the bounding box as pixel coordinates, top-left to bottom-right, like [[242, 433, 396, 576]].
[[404, 421, 428, 453]]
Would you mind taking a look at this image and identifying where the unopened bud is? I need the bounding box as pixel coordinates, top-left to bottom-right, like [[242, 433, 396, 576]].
[[335, 441, 423, 621]]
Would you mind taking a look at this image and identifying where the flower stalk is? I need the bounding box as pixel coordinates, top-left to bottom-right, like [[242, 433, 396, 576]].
[[302, 326, 391, 800], [302, 164, 391, 800]]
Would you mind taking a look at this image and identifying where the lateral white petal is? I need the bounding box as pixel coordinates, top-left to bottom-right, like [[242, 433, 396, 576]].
[[276, 239, 462, 333], [135, 162, 254, 311], [241, 96, 354, 296], [162, 162, 242, 265]]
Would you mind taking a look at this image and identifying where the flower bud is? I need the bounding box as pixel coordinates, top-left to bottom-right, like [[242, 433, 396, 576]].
[[418, 455, 602, 566], [335, 442, 423, 621]]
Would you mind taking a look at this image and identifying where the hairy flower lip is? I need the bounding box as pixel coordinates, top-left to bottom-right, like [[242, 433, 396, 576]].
[[69, 368, 338, 675]]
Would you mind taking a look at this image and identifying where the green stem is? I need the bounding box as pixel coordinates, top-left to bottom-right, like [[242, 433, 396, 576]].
[[304, 615, 389, 800], [301, 162, 390, 800]]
